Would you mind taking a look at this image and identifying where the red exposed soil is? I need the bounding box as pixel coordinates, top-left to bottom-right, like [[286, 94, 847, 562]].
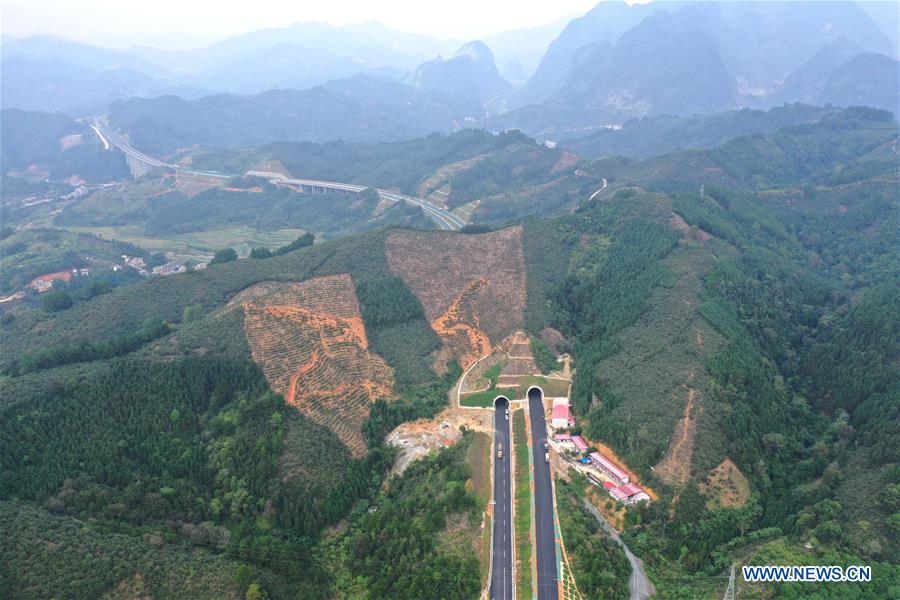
[[654, 383, 701, 486], [240, 275, 395, 455], [551, 150, 580, 174], [386, 226, 527, 369], [431, 278, 493, 369]]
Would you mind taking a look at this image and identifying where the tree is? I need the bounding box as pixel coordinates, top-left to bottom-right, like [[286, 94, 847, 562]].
[[182, 304, 205, 322], [273, 233, 315, 256], [530, 337, 558, 374], [209, 248, 237, 265], [245, 583, 266, 600], [42, 290, 73, 312], [249, 247, 272, 259]]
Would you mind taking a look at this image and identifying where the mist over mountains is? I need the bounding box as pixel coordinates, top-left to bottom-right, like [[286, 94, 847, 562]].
[[1, 1, 898, 147]]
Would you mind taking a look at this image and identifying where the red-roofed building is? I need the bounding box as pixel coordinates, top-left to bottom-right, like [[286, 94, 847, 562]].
[[572, 436, 588, 454], [590, 452, 630, 485], [609, 482, 650, 504], [619, 483, 642, 496], [551, 402, 569, 429], [602, 481, 616, 490], [609, 487, 629, 502], [553, 433, 572, 442]]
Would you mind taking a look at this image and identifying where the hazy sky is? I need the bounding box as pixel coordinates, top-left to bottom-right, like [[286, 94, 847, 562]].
[[1, 0, 604, 48]]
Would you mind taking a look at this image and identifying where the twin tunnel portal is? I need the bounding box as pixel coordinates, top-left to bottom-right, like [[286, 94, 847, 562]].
[[490, 387, 559, 600]]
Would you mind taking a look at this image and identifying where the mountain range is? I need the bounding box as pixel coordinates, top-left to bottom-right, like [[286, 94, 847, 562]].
[[4, 1, 898, 126]]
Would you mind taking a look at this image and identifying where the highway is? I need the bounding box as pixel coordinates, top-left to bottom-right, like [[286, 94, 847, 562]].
[[490, 396, 514, 600], [528, 387, 559, 600], [90, 118, 465, 231]]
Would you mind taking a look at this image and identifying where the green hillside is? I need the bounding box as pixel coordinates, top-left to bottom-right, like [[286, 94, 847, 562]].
[[1, 107, 897, 598], [512, 111, 899, 595], [1, 109, 128, 182], [564, 104, 842, 159], [0, 227, 153, 295]]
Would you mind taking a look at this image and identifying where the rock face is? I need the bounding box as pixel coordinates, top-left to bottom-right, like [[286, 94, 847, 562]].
[[408, 41, 512, 111], [501, 0, 895, 126]]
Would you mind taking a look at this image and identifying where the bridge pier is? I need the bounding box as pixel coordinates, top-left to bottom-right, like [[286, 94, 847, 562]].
[[126, 155, 152, 179]]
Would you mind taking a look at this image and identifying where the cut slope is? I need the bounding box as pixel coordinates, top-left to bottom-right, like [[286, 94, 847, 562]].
[[699, 457, 750, 509], [239, 275, 395, 455], [654, 383, 701, 486], [385, 227, 527, 369], [498, 330, 538, 385]]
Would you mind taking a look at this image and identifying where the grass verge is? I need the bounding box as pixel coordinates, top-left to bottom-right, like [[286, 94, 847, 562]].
[[513, 409, 533, 597], [466, 432, 494, 587], [461, 389, 501, 407]]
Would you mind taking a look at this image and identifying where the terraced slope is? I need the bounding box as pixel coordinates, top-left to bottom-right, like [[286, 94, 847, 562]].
[[238, 274, 395, 455], [498, 331, 538, 385], [385, 227, 527, 369]]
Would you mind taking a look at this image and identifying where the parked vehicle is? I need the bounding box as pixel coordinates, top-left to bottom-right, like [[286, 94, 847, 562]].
[[545, 452, 550, 463]]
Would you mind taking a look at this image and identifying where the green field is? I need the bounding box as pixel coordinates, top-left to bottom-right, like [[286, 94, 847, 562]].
[[460, 388, 502, 408], [460, 376, 570, 407]]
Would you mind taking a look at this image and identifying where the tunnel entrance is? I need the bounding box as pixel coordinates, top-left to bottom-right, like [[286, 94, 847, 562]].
[[526, 386, 544, 402]]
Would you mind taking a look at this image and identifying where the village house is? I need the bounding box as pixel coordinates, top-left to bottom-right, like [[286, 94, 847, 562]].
[[152, 262, 187, 276], [28, 271, 72, 293], [123, 255, 146, 269], [553, 433, 574, 449]]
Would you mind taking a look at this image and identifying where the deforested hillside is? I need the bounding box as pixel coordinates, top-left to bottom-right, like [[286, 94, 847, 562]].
[[386, 226, 527, 369], [237, 275, 396, 455]]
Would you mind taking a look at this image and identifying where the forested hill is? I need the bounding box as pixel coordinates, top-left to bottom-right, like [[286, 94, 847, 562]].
[[563, 104, 844, 159], [106, 75, 475, 154], [1, 107, 898, 598]]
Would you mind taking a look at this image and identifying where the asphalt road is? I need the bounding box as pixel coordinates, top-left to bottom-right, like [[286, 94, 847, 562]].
[[490, 397, 513, 600], [528, 387, 559, 600]]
